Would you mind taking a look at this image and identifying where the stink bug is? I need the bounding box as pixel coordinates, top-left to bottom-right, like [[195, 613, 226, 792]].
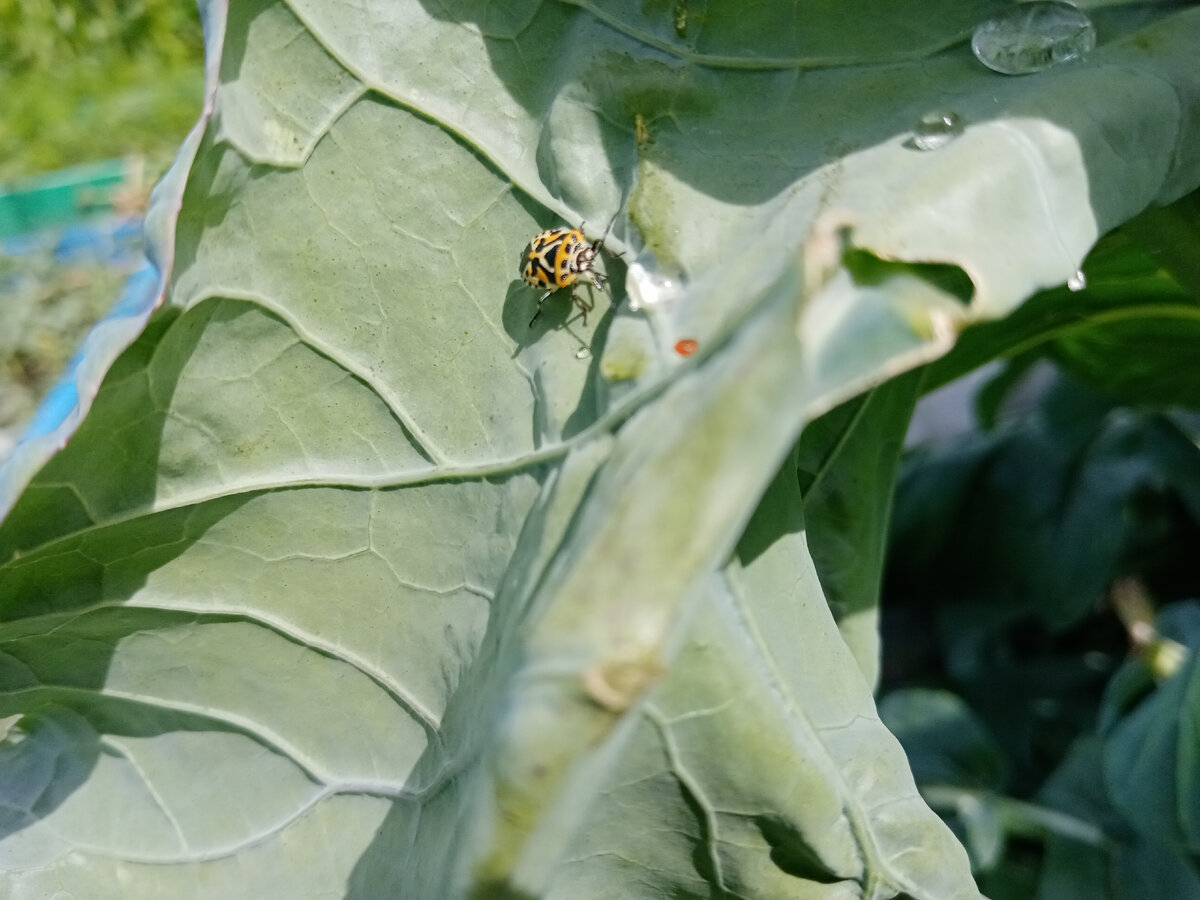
[[521, 223, 612, 327]]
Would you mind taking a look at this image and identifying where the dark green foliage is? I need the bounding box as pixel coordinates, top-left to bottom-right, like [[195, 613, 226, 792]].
[[883, 195, 1200, 895]]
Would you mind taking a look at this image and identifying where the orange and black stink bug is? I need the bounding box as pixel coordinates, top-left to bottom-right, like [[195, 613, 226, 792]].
[[521, 225, 611, 327]]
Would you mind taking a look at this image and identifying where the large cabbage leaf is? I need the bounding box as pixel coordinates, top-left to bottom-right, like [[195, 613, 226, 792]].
[[2, 0, 1200, 897]]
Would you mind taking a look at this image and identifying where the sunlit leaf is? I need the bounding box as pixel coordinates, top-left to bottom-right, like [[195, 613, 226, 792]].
[[4, 0, 1200, 896]]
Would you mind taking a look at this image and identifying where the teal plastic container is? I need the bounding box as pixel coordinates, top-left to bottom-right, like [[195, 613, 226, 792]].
[[0, 159, 129, 238]]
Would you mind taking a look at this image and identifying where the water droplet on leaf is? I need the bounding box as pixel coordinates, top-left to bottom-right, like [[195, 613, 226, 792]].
[[972, 1, 1096, 75], [1067, 269, 1087, 291], [912, 111, 964, 151], [575, 347, 592, 360], [627, 261, 680, 311]]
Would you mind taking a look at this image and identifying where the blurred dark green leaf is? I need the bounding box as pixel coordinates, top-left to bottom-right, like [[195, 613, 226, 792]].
[[880, 688, 1007, 789], [893, 374, 1200, 629], [1104, 649, 1200, 853]]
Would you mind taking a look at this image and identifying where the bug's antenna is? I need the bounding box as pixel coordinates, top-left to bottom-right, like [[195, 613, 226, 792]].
[[595, 210, 622, 256]]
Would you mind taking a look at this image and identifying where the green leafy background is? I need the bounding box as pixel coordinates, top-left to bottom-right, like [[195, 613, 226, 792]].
[[3, 0, 1200, 896]]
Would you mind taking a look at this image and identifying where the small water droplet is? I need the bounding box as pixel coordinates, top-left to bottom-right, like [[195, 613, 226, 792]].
[[912, 111, 964, 151], [972, 1, 1096, 76], [575, 347, 592, 360], [1067, 269, 1087, 291]]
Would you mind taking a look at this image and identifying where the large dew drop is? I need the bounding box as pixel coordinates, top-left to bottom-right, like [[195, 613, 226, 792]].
[[912, 111, 964, 151], [626, 260, 681, 312], [972, 1, 1096, 75]]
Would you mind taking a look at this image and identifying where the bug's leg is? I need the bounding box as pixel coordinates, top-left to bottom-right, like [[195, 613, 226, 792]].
[[575, 290, 594, 326], [529, 289, 552, 327]]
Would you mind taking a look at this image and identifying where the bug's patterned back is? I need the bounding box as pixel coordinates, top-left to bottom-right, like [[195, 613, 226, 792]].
[[521, 224, 610, 327], [522, 227, 594, 291]]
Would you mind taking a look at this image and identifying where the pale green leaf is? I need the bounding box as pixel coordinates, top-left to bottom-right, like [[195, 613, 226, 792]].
[[4, 0, 1200, 897]]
